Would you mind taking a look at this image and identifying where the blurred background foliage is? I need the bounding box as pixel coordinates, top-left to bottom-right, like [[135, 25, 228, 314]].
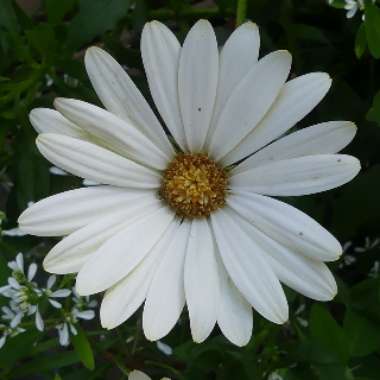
[[0, 0, 380, 379]]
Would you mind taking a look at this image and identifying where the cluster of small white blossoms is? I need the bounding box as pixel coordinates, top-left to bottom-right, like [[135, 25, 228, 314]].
[[0, 253, 96, 348], [328, 0, 376, 19]]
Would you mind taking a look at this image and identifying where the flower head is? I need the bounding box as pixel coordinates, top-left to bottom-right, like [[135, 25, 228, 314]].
[[19, 20, 360, 346]]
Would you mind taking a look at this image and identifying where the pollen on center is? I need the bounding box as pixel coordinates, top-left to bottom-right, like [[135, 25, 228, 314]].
[[160, 153, 228, 218]]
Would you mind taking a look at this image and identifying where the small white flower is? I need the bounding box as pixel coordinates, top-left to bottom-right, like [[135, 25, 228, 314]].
[[0, 324, 25, 349], [344, 0, 360, 18], [43, 275, 71, 309], [54, 289, 96, 346], [20, 20, 360, 346], [354, 237, 380, 253], [268, 373, 284, 380], [1, 306, 23, 328]]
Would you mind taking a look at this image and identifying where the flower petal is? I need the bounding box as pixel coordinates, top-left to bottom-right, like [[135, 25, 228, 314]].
[[216, 255, 253, 347], [208, 50, 292, 161], [84, 46, 174, 156], [222, 72, 332, 165], [211, 208, 289, 324], [19, 186, 148, 237], [230, 154, 361, 196], [76, 206, 175, 295], [128, 371, 151, 380], [100, 220, 180, 329], [239, 222, 337, 301], [178, 20, 219, 152], [185, 219, 218, 343], [235, 121, 357, 172], [36, 133, 160, 188], [208, 22, 260, 138], [29, 108, 84, 138], [43, 193, 159, 273], [143, 221, 191, 341], [54, 98, 171, 170], [227, 192, 342, 262], [141, 21, 187, 151]]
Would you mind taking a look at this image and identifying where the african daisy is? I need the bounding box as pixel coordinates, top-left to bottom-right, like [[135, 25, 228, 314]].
[[19, 20, 360, 346]]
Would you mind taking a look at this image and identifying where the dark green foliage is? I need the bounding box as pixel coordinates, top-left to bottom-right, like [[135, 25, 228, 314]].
[[1, 0, 380, 379]]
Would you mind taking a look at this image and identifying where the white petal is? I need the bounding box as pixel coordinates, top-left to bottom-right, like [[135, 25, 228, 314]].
[[208, 22, 260, 138], [19, 186, 150, 237], [184, 219, 218, 343], [84, 47, 174, 156], [208, 50, 292, 161], [76, 206, 175, 295], [47, 275, 56, 289], [230, 154, 361, 196], [143, 221, 191, 341], [100, 220, 180, 329], [235, 121, 357, 172], [10, 313, 23, 328], [49, 299, 62, 309], [16, 253, 24, 273], [178, 20, 219, 152], [43, 193, 160, 274], [227, 192, 342, 262], [8, 278, 20, 289], [58, 323, 69, 346], [29, 108, 84, 138], [211, 208, 289, 324], [75, 310, 95, 320], [239, 222, 337, 301], [35, 308, 44, 332], [54, 98, 171, 170], [128, 370, 151, 380], [36, 133, 160, 189], [27, 263, 37, 281], [141, 21, 187, 151], [216, 255, 253, 347], [222, 72, 332, 165], [51, 289, 71, 298], [0, 336, 7, 349]]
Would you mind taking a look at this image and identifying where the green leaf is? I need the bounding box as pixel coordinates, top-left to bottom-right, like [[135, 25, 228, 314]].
[[355, 22, 367, 59], [343, 310, 380, 357], [71, 328, 95, 370], [9, 351, 80, 377], [367, 90, 380, 125], [315, 364, 354, 380], [67, 0, 130, 49], [365, 2, 380, 59], [45, 0, 76, 24], [0, 0, 19, 32], [328, 0, 347, 9], [25, 23, 58, 60], [309, 304, 349, 364]]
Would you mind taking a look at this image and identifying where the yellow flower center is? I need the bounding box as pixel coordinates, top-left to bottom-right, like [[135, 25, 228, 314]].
[[160, 154, 228, 218]]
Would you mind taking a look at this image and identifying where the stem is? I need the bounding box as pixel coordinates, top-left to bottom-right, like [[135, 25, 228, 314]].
[[236, 0, 248, 26]]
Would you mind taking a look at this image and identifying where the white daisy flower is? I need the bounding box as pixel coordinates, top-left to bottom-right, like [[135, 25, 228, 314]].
[[128, 370, 171, 380], [19, 20, 360, 346]]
